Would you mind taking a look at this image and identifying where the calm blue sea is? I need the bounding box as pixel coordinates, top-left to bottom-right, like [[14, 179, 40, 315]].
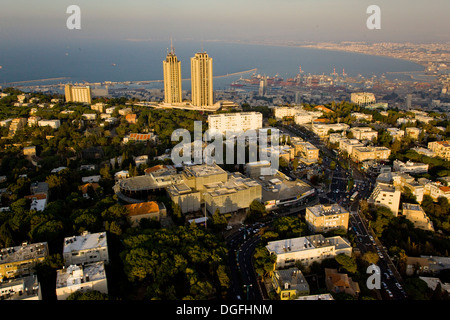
[[0, 39, 424, 89]]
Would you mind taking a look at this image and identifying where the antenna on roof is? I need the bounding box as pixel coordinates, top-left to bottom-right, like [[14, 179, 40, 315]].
[[170, 37, 174, 54]]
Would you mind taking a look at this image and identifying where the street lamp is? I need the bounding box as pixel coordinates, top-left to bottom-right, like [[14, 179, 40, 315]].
[[243, 284, 253, 300]]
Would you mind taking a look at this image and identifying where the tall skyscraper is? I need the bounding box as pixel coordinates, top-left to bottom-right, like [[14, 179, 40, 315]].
[[163, 41, 182, 104], [191, 52, 213, 107], [65, 84, 92, 104]]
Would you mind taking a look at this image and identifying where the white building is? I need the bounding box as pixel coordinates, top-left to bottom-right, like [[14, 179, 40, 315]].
[[350, 127, 378, 141], [266, 234, 352, 268], [393, 160, 428, 174], [208, 112, 263, 134], [56, 262, 108, 300], [62, 231, 109, 267], [368, 182, 401, 216], [37, 119, 61, 129]]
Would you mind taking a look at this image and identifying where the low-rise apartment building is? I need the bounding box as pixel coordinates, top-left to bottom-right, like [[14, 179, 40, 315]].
[[368, 182, 401, 216], [62, 231, 109, 267], [266, 234, 352, 269], [272, 268, 310, 300], [350, 127, 378, 141], [393, 159, 428, 174], [305, 204, 349, 233], [428, 141, 450, 161], [0, 242, 49, 280], [56, 262, 108, 300], [402, 203, 434, 232]]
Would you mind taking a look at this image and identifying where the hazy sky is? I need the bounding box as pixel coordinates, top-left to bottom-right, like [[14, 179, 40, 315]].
[[1, 0, 449, 44]]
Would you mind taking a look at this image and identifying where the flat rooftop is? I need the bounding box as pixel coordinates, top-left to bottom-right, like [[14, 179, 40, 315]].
[[56, 262, 106, 289], [307, 203, 349, 217], [63, 231, 107, 253], [183, 164, 226, 178], [0, 242, 48, 264], [266, 234, 351, 255]]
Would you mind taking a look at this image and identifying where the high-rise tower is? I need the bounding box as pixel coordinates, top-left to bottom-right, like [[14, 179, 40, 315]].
[[190, 52, 213, 107], [163, 40, 182, 104]]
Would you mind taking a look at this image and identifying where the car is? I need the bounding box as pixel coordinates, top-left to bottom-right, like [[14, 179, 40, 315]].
[[384, 272, 390, 280], [386, 290, 394, 298], [395, 283, 402, 290], [382, 282, 387, 289]]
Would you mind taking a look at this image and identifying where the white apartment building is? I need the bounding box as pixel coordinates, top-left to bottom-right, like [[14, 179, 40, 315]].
[[350, 127, 378, 141], [393, 160, 428, 174], [62, 231, 109, 267], [208, 112, 263, 134], [266, 234, 352, 268], [311, 123, 349, 138], [402, 203, 434, 232], [37, 119, 61, 129], [387, 128, 405, 141], [368, 182, 401, 216], [338, 138, 364, 155], [56, 262, 108, 300], [274, 106, 303, 119]]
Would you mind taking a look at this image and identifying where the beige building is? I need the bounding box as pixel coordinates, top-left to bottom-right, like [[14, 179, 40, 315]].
[[294, 141, 320, 164], [203, 172, 262, 214], [266, 234, 352, 269], [387, 128, 405, 141], [191, 52, 213, 107], [163, 44, 182, 104], [0, 242, 49, 280], [124, 201, 167, 226], [312, 123, 349, 138], [8, 118, 27, 136], [351, 146, 391, 163], [368, 182, 401, 216], [402, 203, 434, 232], [427, 141, 450, 161], [305, 204, 349, 233], [338, 138, 364, 156], [56, 262, 108, 300], [405, 127, 421, 140], [65, 84, 92, 104], [350, 92, 376, 106], [62, 231, 109, 267], [393, 159, 428, 174], [350, 127, 378, 141]]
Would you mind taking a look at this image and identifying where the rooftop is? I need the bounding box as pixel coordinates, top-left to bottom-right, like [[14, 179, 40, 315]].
[[63, 231, 107, 253], [307, 204, 349, 217], [183, 164, 226, 178], [266, 234, 351, 255], [0, 242, 48, 264], [124, 201, 161, 216], [56, 262, 106, 289]]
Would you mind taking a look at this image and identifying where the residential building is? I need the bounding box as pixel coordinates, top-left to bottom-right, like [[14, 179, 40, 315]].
[[191, 52, 213, 107], [62, 231, 109, 267], [0, 242, 49, 279], [295, 141, 320, 164], [387, 128, 405, 141], [38, 119, 61, 129], [405, 127, 421, 140], [351, 146, 391, 163], [56, 262, 108, 300], [393, 159, 428, 174], [406, 256, 450, 276], [368, 182, 401, 216], [397, 117, 416, 125], [208, 112, 263, 134], [124, 201, 167, 226], [8, 118, 27, 136], [295, 293, 334, 300], [311, 123, 349, 138], [350, 92, 376, 106], [91, 102, 106, 113], [265, 234, 352, 268], [412, 147, 435, 158], [273, 106, 302, 119], [324, 268, 360, 298], [338, 138, 364, 156], [305, 204, 349, 233], [423, 181, 450, 201], [352, 113, 372, 121], [0, 275, 41, 300], [427, 141, 450, 161], [163, 44, 182, 104], [64, 84, 92, 104], [272, 268, 310, 300], [350, 127, 378, 141], [401, 203, 434, 232]]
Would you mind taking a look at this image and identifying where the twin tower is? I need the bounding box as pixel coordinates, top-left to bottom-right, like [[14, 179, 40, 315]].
[[163, 42, 213, 107]]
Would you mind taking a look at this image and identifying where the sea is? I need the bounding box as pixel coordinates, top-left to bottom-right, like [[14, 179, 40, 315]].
[[0, 39, 424, 89]]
